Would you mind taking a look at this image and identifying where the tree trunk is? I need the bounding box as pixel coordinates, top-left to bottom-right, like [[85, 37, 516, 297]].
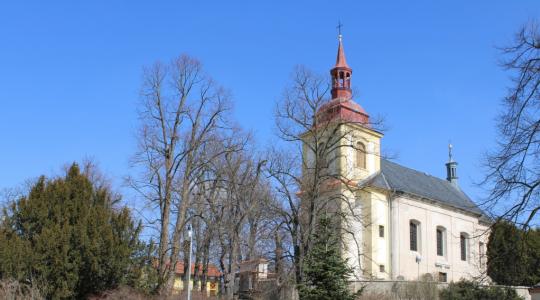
[[246, 218, 258, 260], [165, 175, 192, 294]]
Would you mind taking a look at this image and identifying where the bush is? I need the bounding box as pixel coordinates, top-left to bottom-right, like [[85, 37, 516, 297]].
[[439, 280, 523, 300], [0, 279, 43, 300], [394, 280, 438, 300]]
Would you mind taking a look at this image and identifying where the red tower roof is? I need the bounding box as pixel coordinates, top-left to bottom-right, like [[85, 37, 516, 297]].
[[335, 37, 351, 69], [317, 34, 370, 127]]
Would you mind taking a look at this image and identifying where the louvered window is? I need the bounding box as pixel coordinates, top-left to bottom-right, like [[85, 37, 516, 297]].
[[356, 142, 366, 169]]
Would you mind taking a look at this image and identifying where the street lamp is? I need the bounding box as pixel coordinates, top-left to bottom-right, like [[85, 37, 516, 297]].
[[415, 254, 422, 279], [187, 225, 193, 300]]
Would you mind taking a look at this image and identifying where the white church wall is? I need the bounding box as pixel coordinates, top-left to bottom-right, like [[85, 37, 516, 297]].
[[371, 190, 390, 279], [341, 187, 364, 279], [393, 195, 488, 282], [349, 189, 390, 279]]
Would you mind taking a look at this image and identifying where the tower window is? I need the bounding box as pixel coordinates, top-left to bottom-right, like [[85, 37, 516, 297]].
[[356, 142, 366, 169], [379, 265, 385, 273], [379, 225, 385, 238], [318, 142, 327, 169]]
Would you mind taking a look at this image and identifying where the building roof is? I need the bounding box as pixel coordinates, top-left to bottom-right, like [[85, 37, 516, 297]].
[[363, 159, 487, 218], [175, 262, 222, 277], [317, 98, 370, 126]]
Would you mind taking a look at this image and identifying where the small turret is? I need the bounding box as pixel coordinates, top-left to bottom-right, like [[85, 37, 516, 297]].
[[446, 144, 458, 186]]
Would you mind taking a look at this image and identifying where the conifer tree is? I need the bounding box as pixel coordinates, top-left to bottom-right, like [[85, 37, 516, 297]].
[[487, 221, 540, 286], [298, 215, 361, 300], [0, 163, 150, 298]]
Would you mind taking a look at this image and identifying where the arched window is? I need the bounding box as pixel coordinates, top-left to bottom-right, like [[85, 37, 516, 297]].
[[356, 142, 366, 169], [436, 226, 447, 257], [460, 233, 469, 261], [409, 220, 421, 252]]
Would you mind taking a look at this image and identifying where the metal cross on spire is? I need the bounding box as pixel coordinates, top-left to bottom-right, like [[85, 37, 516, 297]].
[[337, 21, 343, 41]]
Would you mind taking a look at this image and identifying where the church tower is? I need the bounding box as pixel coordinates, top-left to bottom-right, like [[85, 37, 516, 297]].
[[302, 32, 388, 279]]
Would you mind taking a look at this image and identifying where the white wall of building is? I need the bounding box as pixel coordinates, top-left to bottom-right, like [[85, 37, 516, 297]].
[[392, 195, 489, 282]]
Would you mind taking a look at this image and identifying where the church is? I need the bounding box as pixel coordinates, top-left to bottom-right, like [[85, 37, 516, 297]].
[[302, 34, 490, 283]]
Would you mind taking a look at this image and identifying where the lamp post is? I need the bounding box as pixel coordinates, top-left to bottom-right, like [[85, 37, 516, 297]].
[[415, 254, 422, 280], [187, 225, 193, 300]]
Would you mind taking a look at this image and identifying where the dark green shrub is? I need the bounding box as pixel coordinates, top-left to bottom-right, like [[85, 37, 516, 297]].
[[0, 164, 152, 298], [439, 280, 523, 300]]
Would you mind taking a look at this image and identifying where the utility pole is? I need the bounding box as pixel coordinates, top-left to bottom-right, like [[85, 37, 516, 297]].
[[187, 225, 193, 300]]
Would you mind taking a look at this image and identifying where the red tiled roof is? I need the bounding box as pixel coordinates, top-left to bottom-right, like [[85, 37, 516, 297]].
[[316, 98, 370, 126], [154, 259, 222, 278], [173, 262, 222, 278]]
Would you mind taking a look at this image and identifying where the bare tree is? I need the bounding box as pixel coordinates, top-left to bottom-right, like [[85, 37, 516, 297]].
[[128, 54, 232, 294], [214, 141, 268, 298], [149, 128, 271, 299], [266, 66, 383, 286], [483, 22, 540, 229]]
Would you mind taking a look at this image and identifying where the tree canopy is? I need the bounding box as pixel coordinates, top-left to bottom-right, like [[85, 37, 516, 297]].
[[0, 163, 147, 299], [487, 221, 540, 286]]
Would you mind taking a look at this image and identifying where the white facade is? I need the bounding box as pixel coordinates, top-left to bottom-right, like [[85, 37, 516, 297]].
[[390, 195, 489, 281], [303, 122, 489, 282]]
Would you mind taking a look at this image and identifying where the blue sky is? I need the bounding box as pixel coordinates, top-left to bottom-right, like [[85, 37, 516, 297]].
[[0, 1, 538, 207]]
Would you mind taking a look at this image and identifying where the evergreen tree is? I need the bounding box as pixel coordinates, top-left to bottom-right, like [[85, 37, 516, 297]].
[[298, 215, 361, 300], [0, 163, 149, 299], [487, 221, 540, 286]]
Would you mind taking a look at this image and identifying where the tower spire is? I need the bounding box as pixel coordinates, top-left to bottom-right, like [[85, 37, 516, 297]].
[[331, 23, 352, 99]]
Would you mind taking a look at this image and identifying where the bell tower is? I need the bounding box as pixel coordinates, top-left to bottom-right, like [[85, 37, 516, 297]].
[[314, 31, 382, 179], [301, 29, 388, 280]]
